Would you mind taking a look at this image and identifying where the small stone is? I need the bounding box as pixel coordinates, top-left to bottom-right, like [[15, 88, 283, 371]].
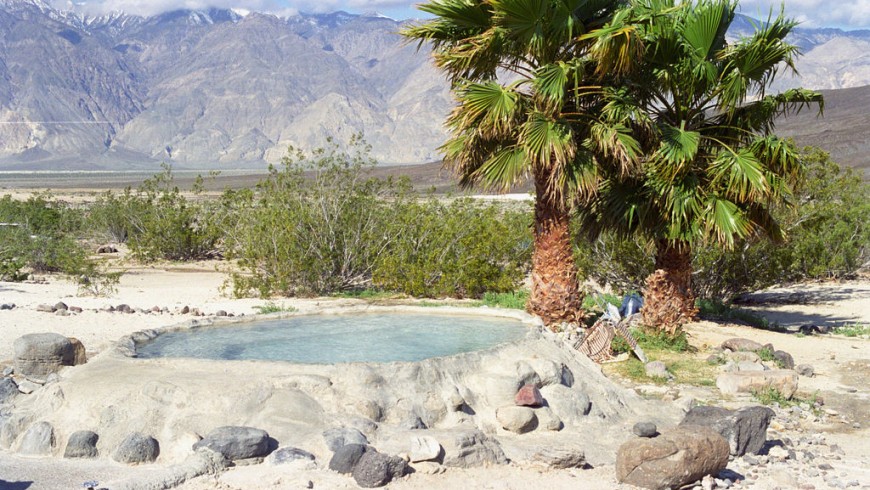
[[2, 366, 13, 376], [151, 306, 161, 313], [36, 304, 55, 313], [69, 306, 82, 313], [181, 305, 190, 314], [645, 361, 673, 379], [54, 302, 68, 311], [409, 436, 442, 463], [17, 421, 55, 455], [329, 443, 368, 474], [534, 406, 563, 431], [16, 379, 41, 394], [633, 422, 657, 438], [819, 463, 834, 470], [0, 378, 19, 404], [113, 433, 159, 464], [514, 385, 544, 407], [769, 445, 790, 461], [323, 427, 369, 452], [64, 430, 99, 459], [0, 303, 15, 310], [216, 310, 228, 317], [55, 309, 70, 317], [495, 406, 537, 433], [267, 447, 316, 466], [402, 416, 427, 430], [773, 350, 795, 369]]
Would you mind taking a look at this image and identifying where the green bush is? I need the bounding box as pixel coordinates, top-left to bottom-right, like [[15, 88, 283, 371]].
[[224, 138, 531, 298]]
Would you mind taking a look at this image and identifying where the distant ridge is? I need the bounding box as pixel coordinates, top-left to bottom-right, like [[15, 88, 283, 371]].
[[0, 2, 868, 171]]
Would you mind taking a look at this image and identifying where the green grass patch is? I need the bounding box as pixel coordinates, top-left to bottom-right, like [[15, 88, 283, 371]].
[[482, 290, 528, 310], [582, 292, 623, 311], [753, 388, 821, 412], [612, 329, 691, 354], [833, 323, 870, 338], [332, 289, 399, 300], [603, 351, 718, 387], [253, 302, 297, 314]]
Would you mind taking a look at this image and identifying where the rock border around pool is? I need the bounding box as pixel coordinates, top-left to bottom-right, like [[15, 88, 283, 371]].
[[115, 305, 545, 360]]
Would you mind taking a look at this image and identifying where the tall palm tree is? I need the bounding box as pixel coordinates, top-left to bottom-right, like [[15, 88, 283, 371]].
[[579, 0, 823, 332], [402, 0, 640, 329]]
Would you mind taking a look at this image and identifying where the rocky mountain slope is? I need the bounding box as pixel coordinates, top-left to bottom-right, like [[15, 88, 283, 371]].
[[0, 0, 867, 170]]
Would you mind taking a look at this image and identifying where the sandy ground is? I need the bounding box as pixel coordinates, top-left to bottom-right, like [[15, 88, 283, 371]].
[[1, 265, 869, 489]]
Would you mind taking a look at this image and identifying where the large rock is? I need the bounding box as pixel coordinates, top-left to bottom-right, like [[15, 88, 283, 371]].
[[17, 421, 55, 456], [0, 378, 18, 405], [13, 333, 75, 378], [616, 426, 730, 490], [716, 370, 798, 399], [440, 429, 507, 468], [113, 433, 160, 464], [192, 426, 271, 460], [721, 338, 766, 353], [496, 406, 538, 433], [680, 405, 775, 456], [323, 427, 369, 452], [329, 443, 368, 474], [409, 435, 442, 463], [352, 450, 408, 488], [64, 430, 99, 459]]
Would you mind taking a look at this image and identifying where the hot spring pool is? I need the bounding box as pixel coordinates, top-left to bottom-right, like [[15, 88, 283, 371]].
[[135, 313, 529, 363]]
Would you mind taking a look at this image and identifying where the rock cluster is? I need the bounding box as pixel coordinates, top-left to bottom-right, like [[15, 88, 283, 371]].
[[713, 338, 803, 399], [328, 444, 407, 488]]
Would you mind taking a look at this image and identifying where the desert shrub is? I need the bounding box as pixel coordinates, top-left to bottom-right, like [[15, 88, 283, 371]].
[[225, 138, 531, 298], [225, 138, 409, 296], [373, 198, 531, 298], [98, 165, 221, 262]]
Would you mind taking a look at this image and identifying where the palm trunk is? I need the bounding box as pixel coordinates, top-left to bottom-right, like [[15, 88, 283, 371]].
[[528, 178, 584, 330], [642, 239, 698, 335]]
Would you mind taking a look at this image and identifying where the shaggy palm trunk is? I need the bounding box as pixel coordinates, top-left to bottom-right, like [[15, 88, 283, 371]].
[[642, 239, 698, 335], [528, 179, 584, 330]]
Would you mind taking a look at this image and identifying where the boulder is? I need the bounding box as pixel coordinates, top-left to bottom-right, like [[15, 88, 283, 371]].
[[773, 350, 795, 370], [716, 370, 798, 399], [496, 406, 537, 433], [409, 435, 442, 463], [17, 421, 55, 456], [645, 361, 673, 380], [534, 406, 563, 431], [64, 430, 99, 459], [68, 338, 87, 366], [633, 422, 658, 438], [616, 426, 730, 490], [192, 426, 271, 460], [267, 446, 316, 466], [323, 427, 369, 452], [352, 450, 407, 488], [440, 429, 507, 468], [329, 443, 368, 474], [13, 333, 75, 378], [796, 364, 815, 377], [0, 378, 18, 405], [680, 405, 775, 456], [721, 338, 765, 353], [113, 433, 160, 464], [515, 385, 544, 407]]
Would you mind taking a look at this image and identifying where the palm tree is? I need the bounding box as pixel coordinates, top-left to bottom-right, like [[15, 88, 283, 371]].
[[579, 0, 823, 333], [402, 0, 640, 329]]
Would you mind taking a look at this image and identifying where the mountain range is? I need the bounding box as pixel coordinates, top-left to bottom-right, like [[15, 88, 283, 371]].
[[0, 0, 868, 171]]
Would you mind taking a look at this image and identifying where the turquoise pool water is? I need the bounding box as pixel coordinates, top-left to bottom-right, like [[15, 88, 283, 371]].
[[136, 313, 528, 363]]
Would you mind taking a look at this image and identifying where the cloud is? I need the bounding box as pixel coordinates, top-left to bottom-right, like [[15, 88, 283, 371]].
[[737, 0, 870, 29]]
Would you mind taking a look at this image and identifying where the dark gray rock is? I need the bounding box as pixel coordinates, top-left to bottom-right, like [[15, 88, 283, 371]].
[[617, 426, 730, 490], [329, 443, 368, 474], [323, 427, 369, 452], [352, 450, 407, 488], [192, 426, 271, 461], [680, 405, 775, 456], [64, 430, 99, 459], [0, 378, 18, 405], [53, 302, 68, 311], [773, 350, 795, 369], [17, 421, 55, 455], [633, 422, 658, 438], [267, 446, 315, 466], [13, 333, 75, 378], [796, 364, 815, 377], [0, 303, 15, 310], [113, 433, 159, 464]]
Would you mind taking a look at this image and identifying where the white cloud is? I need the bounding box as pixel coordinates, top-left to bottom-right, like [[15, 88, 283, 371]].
[[738, 0, 870, 29]]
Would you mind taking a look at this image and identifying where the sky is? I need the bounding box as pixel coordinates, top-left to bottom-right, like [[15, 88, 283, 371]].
[[57, 1, 870, 30]]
